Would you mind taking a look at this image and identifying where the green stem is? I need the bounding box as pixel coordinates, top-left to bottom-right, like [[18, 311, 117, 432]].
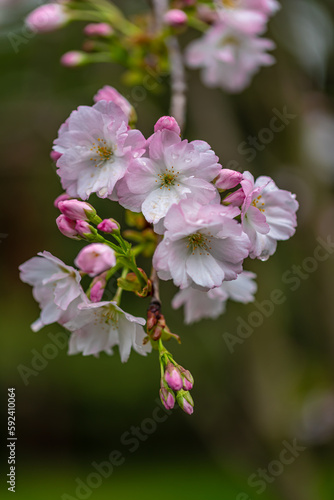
[[113, 267, 128, 304]]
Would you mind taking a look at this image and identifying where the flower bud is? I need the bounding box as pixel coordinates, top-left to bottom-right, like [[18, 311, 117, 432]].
[[54, 193, 70, 209], [84, 23, 113, 37], [160, 387, 175, 410], [97, 218, 120, 233], [90, 273, 107, 303], [61, 51, 87, 67], [26, 4, 68, 33], [58, 199, 96, 222], [179, 366, 194, 391], [50, 150, 62, 162], [164, 9, 188, 27], [75, 243, 116, 277], [94, 86, 135, 122], [75, 220, 96, 238], [215, 169, 243, 190], [176, 390, 194, 415], [154, 116, 181, 136], [223, 187, 246, 206], [56, 214, 80, 240], [165, 362, 183, 391]]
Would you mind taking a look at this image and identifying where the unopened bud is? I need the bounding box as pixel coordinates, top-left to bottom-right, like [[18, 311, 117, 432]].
[[90, 273, 107, 303], [176, 390, 194, 415], [215, 169, 243, 190], [179, 366, 194, 391], [97, 218, 120, 233], [164, 9, 188, 27], [75, 243, 116, 277], [56, 214, 80, 240], [50, 150, 62, 162], [165, 362, 183, 391], [223, 187, 246, 206], [26, 4, 68, 33], [84, 23, 113, 37], [61, 51, 88, 67], [160, 387, 175, 410], [75, 220, 96, 239], [154, 116, 181, 136], [58, 199, 99, 223]]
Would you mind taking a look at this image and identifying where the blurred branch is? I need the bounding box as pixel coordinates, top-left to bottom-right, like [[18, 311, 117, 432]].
[[167, 36, 187, 132]]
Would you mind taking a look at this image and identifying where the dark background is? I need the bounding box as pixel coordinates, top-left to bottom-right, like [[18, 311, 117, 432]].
[[1, 0, 334, 498]]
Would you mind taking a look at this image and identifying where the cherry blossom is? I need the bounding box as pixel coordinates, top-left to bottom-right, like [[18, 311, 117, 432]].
[[172, 271, 257, 323], [53, 100, 145, 200], [19, 251, 84, 332], [185, 21, 275, 93], [153, 199, 250, 290], [64, 301, 151, 361], [118, 129, 221, 227], [241, 172, 299, 260]]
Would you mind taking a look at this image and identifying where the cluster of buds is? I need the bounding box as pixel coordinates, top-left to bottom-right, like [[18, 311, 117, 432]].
[[160, 356, 194, 415]]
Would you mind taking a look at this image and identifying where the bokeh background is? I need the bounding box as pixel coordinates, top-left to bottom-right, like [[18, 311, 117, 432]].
[[1, 1, 334, 499]]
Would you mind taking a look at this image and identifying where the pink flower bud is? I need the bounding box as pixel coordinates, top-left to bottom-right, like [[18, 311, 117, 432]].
[[165, 362, 183, 391], [97, 219, 120, 233], [215, 169, 243, 190], [75, 220, 94, 238], [160, 387, 175, 410], [179, 366, 194, 391], [94, 86, 133, 120], [26, 4, 68, 33], [164, 9, 188, 27], [223, 187, 246, 206], [154, 116, 181, 136], [75, 243, 116, 277], [58, 199, 96, 221], [50, 150, 62, 162], [176, 390, 194, 415], [54, 193, 70, 209], [84, 23, 113, 37], [61, 51, 87, 67], [56, 214, 80, 240], [90, 274, 107, 303]]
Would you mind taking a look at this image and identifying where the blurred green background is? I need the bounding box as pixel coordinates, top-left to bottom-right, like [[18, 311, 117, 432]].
[[1, 1, 334, 499]]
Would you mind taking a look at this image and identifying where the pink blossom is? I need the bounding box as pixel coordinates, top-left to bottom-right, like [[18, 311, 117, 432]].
[[160, 387, 175, 410], [75, 243, 116, 277], [50, 150, 62, 162], [165, 362, 183, 391], [56, 214, 80, 239], [75, 220, 94, 238], [90, 273, 107, 303], [84, 23, 113, 37], [26, 4, 68, 33], [176, 390, 194, 415], [19, 251, 83, 331], [241, 171, 298, 260], [223, 187, 246, 206], [53, 100, 145, 200], [97, 219, 120, 233], [185, 22, 275, 93], [154, 116, 181, 135], [172, 271, 257, 324], [117, 130, 221, 227], [164, 9, 188, 27], [153, 199, 250, 290], [64, 301, 151, 361], [58, 199, 96, 221], [61, 51, 86, 67], [93, 86, 133, 121], [215, 169, 243, 190]]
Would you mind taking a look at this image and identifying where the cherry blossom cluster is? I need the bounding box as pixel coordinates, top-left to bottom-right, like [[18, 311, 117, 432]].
[[25, 0, 280, 94], [20, 85, 298, 414]]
